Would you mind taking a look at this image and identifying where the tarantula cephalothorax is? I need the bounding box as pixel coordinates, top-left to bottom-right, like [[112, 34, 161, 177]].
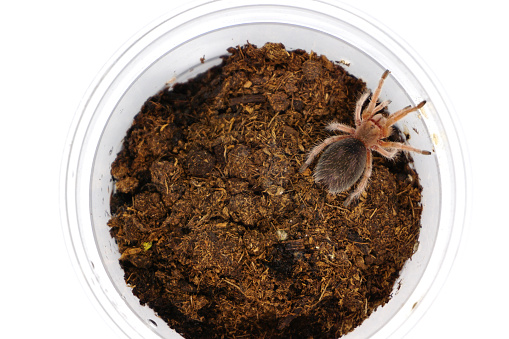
[[299, 70, 431, 206]]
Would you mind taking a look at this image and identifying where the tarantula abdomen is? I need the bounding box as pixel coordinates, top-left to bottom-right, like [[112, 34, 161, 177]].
[[313, 137, 367, 194]]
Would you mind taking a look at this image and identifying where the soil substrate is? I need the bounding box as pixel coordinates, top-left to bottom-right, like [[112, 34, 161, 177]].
[[108, 42, 423, 339]]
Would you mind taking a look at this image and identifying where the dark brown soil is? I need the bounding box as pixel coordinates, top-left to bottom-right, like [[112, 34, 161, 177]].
[[108, 42, 423, 339]]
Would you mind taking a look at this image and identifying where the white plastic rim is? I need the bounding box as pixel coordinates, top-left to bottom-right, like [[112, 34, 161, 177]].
[[60, 1, 469, 338]]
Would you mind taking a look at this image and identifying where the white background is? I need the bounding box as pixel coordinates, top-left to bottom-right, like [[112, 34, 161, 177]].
[[1, 0, 507, 338]]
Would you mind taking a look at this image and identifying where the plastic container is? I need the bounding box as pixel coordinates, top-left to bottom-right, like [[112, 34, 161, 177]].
[[61, 1, 468, 338]]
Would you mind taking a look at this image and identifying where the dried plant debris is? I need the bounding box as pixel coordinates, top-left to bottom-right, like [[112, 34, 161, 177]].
[[108, 42, 423, 339]]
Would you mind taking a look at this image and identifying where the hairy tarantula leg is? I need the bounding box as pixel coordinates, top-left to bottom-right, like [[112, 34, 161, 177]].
[[299, 135, 351, 173], [386, 101, 426, 127], [363, 70, 390, 121], [379, 141, 431, 155], [355, 90, 370, 126], [373, 99, 391, 114], [344, 150, 372, 207], [325, 121, 356, 134], [373, 145, 398, 159]]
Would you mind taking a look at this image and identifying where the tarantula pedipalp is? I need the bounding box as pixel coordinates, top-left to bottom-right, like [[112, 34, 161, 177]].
[[299, 70, 431, 206]]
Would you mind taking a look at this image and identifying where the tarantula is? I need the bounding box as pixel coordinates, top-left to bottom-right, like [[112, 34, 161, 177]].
[[299, 70, 431, 206]]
